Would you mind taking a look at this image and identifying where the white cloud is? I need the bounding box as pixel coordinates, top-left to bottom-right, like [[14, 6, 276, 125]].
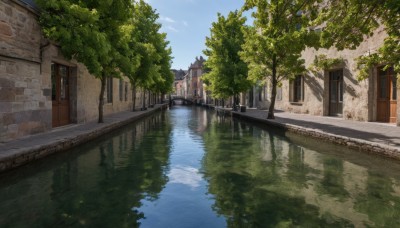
[[167, 26, 179, 32], [160, 16, 176, 23], [168, 166, 202, 189]]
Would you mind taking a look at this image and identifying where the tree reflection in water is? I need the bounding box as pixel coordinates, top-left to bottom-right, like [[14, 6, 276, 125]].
[[0, 112, 172, 228], [1, 108, 400, 227], [201, 116, 400, 227]]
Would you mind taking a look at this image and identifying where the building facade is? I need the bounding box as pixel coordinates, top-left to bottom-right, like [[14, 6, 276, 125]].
[[251, 26, 399, 126], [172, 69, 186, 96], [0, 0, 149, 142], [181, 56, 205, 104]]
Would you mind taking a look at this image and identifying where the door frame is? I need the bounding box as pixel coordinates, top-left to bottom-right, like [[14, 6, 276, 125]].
[[376, 66, 397, 123], [328, 69, 344, 117], [52, 62, 71, 128]]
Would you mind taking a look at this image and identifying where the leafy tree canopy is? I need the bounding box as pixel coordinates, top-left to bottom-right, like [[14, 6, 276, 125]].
[[152, 35, 175, 95], [36, 0, 135, 78], [129, 0, 163, 89], [36, 0, 136, 123], [203, 11, 251, 100], [318, 0, 400, 74], [240, 0, 321, 118]]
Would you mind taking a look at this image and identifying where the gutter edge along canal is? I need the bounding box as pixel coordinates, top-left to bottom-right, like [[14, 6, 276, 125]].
[[214, 107, 400, 160], [0, 104, 169, 173]]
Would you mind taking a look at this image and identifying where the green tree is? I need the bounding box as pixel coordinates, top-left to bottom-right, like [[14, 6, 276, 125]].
[[36, 0, 136, 123], [154, 39, 175, 102], [148, 31, 175, 103], [318, 0, 400, 76], [203, 11, 251, 108], [240, 0, 320, 119], [201, 118, 353, 227], [128, 0, 163, 110]]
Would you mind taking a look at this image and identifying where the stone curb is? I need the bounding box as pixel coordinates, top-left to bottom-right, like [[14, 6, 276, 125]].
[[228, 110, 400, 160], [0, 104, 168, 173]]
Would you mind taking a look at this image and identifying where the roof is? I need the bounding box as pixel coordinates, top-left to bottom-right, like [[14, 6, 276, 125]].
[[171, 69, 187, 81], [17, 0, 39, 11], [189, 56, 205, 69]]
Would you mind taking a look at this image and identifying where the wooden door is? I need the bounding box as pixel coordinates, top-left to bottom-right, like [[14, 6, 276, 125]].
[[377, 66, 397, 123], [329, 70, 343, 116], [52, 63, 70, 127]]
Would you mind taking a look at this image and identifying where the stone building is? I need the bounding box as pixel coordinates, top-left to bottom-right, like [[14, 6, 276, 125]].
[[172, 69, 186, 96], [0, 0, 147, 142], [252, 26, 399, 126], [185, 56, 205, 104]]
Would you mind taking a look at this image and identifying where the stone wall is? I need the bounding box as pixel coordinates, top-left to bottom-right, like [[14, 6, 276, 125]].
[[0, 0, 51, 142], [0, 0, 149, 142], [274, 26, 400, 125], [0, 0, 41, 62], [41, 44, 139, 124]]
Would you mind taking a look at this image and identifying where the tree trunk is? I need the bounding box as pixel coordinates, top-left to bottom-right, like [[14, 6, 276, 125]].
[[98, 75, 106, 123], [132, 85, 136, 111], [268, 55, 277, 119]]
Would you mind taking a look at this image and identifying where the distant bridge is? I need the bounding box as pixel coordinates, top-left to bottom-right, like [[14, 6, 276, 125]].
[[169, 96, 194, 105]]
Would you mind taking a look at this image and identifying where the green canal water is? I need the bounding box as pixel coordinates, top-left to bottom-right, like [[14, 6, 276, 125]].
[[1, 106, 400, 227]]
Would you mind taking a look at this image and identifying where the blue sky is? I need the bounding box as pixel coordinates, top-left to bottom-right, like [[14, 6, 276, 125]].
[[146, 0, 249, 70]]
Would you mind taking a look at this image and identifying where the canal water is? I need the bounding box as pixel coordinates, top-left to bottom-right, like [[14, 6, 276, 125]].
[[1, 106, 400, 227]]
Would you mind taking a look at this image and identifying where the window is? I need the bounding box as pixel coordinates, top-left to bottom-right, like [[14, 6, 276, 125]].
[[51, 63, 70, 102], [106, 77, 113, 103], [119, 79, 123, 101], [125, 82, 128, 101], [290, 75, 304, 102]]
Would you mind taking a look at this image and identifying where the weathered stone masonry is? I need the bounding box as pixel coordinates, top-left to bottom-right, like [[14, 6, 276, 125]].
[[273, 26, 400, 126], [0, 0, 51, 142], [0, 0, 149, 142]]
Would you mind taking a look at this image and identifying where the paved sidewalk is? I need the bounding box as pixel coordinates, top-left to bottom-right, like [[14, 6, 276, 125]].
[[0, 104, 168, 172], [223, 108, 400, 159]]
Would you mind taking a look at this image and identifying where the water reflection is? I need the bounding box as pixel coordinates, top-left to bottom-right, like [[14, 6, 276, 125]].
[[0, 107, 400, 227], [201, 116, 400, 227], [168, 166, 202, 189], [0, 112, 172, 227]]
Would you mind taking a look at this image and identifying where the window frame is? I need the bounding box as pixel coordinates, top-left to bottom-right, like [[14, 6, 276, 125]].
[[290, 75, 304, 103]]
